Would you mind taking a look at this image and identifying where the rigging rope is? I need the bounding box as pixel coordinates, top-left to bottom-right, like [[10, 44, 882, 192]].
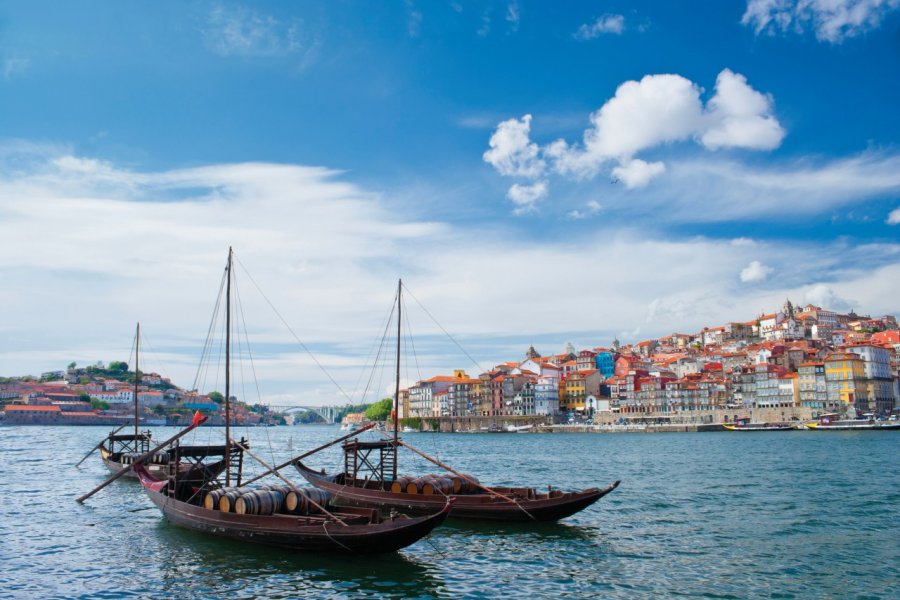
[[234, 256, 354, 404]]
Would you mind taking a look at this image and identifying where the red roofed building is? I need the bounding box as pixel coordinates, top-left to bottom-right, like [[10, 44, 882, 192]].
[[3, 404, 63, 424]]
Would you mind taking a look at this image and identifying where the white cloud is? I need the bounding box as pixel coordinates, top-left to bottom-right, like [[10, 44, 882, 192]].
[[203, 4, 307, 58], [506, 1, 520, 32], [507, 181, 548, 214], [655, 152, 900, 222], [406, 0, 423, 37], [567, 200, 603, 220], [803, 284, 855, 312], [3, 57, 29, 80], [612, 158, 666, 188], [888, 207, 900, 224], [701, 69, 785, 150], [482, 114, 546, 178], [2, 147, 898, 403], [742, 0, 900, 43], [486, 69, 784, 203], [549, 73, 704, 178], [740, 260, 773, 282], [574, 14, 625, 39]]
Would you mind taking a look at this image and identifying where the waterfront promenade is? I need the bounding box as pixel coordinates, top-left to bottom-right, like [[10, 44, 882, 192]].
[[418, 406, 816, 433]]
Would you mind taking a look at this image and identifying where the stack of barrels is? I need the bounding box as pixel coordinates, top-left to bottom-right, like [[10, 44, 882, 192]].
[[119, 452, 169, 465], [203, 485, 332, 516], [390, 473, 480, 495]]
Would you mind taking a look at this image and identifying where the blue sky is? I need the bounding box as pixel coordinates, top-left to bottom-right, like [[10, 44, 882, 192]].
[[1, 1, 899, 406]]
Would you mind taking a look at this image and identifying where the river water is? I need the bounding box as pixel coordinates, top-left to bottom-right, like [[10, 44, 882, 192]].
[[0, 425, 896, 599]]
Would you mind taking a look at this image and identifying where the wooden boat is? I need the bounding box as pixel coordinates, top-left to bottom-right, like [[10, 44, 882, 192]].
[[133, 458, 450, 553], [804, 413, 900, 431], [296, 458, 619, 522], [723, 418, 794, 432], [294, 280, 621, 522], [129, 249, 451, 553]]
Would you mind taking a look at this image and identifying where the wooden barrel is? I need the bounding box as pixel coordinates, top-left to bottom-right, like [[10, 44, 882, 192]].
[[412, 476, 435, 495], [300, 488, 331, 514], [235, 490, 285, 515], [284, 490, 306, 513], [430, 476, 454, 495], [391, 476, 412, 494], [218, 487, 249, 512], [450, 473, 478, 494]]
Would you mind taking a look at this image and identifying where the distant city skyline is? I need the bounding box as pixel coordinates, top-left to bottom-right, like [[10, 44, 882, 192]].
[[1, 1, 898, 405]]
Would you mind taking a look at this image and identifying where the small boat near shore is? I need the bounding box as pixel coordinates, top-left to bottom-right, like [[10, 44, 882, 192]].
[[723, 418, 794, 432], [804, 413, 900, 431]]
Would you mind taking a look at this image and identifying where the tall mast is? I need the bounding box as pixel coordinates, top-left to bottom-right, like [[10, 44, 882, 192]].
[[393, 278, 401, 480], [224, 247, 232, 486], [134, 322, 140, 442]]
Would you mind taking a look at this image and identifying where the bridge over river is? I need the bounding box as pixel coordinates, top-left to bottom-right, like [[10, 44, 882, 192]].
[[265, 404, 340, 424]]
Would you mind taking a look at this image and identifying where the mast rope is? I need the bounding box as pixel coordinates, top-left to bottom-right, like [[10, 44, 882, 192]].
[[234, 256, 355, 404]]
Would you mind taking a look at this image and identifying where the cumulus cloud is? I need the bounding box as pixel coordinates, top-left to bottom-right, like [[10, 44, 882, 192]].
[[740, 260, 774, 282], [3, 146, 898, 403], [803, 284, 855, 312], [482, 114, 546, 178], [507, 180, 548, 214], [548, 73, 704, 178], [612, 159, 666, 188], [743, 0, 900, 43], [888, 207, 900, 224], [574, 14, 625, 39], [701, 69, 785, 150], [484, 69, 784, 208]]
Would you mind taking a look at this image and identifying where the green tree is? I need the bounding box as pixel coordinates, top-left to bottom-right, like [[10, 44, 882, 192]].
[[68, 361, 77, 370], [108, 361, 129, 373], [78, 392, 91, 403], [208, 391, 225, 404], [91, 397, 110, 410], [365, 397, 393, 421]]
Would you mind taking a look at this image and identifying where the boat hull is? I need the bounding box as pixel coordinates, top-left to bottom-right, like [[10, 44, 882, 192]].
[[296, 462, 619, 522], [722, 424, 794, 431], [805, 422, 900, 431], [135, 466, 449, 553]]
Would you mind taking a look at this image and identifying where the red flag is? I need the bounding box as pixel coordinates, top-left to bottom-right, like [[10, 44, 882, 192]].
[[191, 410, 204, 427]]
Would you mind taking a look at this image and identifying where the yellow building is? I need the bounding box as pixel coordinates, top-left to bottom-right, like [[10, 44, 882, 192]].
[[823, 352, 868, 412]]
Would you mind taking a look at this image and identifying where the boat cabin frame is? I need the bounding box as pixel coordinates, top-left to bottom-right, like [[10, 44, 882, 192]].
[[342, 439, 398, 486]]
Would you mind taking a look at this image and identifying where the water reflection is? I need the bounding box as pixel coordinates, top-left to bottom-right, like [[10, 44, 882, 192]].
[[152, 521, 444, 598]]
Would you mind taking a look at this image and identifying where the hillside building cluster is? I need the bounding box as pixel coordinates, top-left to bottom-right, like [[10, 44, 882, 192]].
[[398, 301, 900, 422], [0, 366, 271, 426]]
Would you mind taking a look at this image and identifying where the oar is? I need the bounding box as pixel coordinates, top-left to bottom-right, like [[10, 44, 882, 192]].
[[241, 422, 376, 486], [76, 418, 207, 504], [75, 424, 128, 467]]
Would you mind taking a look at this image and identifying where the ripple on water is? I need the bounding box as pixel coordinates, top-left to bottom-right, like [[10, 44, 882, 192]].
[[1, 426, 898, 599]]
